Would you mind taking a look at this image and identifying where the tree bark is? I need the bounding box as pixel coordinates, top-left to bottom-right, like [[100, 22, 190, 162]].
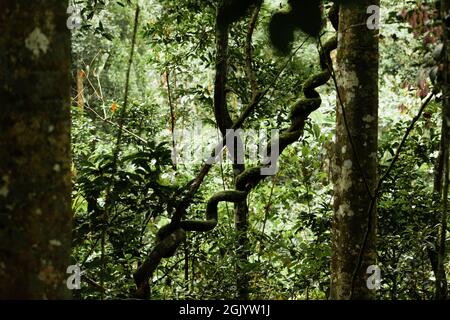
[[434, 0, 449, 300], [234, 162, 249, 300], [215, 0, 250, 299], [330, 0, 379, 300], [0, 0, 72, 299]]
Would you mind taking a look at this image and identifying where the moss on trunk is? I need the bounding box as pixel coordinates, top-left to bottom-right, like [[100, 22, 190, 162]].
[[0, 0, 72, 299], [331, 0, 379, 300]]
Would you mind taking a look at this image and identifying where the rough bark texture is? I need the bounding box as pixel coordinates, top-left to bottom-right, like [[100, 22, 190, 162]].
[[330, 0, 379, 300], [434, 0, 449, 300], [0, 0, 72, 299]]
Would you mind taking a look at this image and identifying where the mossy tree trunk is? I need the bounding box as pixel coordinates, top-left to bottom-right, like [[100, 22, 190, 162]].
[[433, 0, 449, 300], [330, 0, 379, 300], [0, 0, 72, 299]]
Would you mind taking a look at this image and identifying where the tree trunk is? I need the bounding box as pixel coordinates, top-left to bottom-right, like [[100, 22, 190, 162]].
[[234, 162, 249, 300], [330, 0, 379, 300], [0, 0, 72, 299], [214, 1, 250, 299], [433, 0, 449, 300]]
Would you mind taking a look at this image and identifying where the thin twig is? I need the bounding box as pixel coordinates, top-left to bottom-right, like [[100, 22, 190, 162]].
[[261, 175, 277, 237], [245, 0, 262, 96], [84, 104, 148, 143], [99, 6, 140, 299], [379, 94, 434, 187], [349, 92, 435, 298], [165, 68, 178, 170]]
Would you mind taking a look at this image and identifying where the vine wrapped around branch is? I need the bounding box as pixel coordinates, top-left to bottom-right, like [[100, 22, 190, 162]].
[[133, 6, 338, 299]]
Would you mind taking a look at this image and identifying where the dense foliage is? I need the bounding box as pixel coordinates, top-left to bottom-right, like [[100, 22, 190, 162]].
[[69, 0, 448, 299]]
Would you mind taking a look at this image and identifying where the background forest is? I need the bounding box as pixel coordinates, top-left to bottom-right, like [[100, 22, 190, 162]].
[[0, 0, 448, 300], [67, 0, 449, 300]]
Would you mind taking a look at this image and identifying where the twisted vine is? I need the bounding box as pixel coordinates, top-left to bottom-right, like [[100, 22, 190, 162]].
[[133, 7, 338, 299]]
